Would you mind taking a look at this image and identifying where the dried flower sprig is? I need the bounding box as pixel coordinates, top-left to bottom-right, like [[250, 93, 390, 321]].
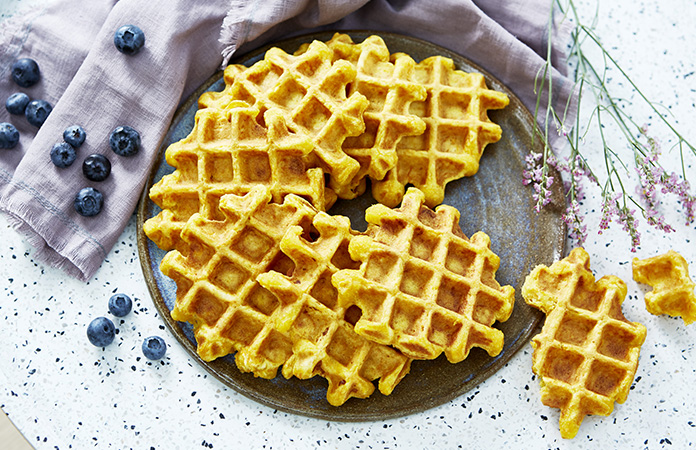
[[530, 0, 695, 251]]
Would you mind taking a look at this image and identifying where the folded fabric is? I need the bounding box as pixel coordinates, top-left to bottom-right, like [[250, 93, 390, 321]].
[[0, 0, 576, 282], [0, 0, 231, 280]]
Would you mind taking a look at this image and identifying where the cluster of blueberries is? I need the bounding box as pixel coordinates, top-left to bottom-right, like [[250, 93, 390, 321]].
[[57, 123, 142, 216], [1, 24, 146, 217], [87, 293, 167, 361], [1, 57, 52, 148]]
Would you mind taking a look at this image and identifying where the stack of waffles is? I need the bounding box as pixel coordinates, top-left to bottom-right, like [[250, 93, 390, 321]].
[[143, 33, 515, 405]]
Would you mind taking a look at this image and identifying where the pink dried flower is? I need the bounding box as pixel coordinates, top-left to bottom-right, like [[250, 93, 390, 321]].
[[523, 151, 554, 212], [598, 192, 621, 233], [618, 206, 641, 252], [658, 173, 696, 225], [597, 192, 641, 250], [634, 127, 695, 228], [525, 149, 597, 249], [562, 199, 587, 247], [636, 167, 675, 234]]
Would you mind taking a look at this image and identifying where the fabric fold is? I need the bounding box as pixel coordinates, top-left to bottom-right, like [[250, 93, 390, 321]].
[[0, 0, 230, 280]]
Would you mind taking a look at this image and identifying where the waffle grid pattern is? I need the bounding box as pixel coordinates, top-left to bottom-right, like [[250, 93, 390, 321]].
[[161, 188, 318, 374], [199, 40, 369, 186], [318, 34, 427, 198], [523, 248, 647, 439], [372, 55, 509, 207], [257, 212, 411, 405], [332, 188, 515, 363], [145, 104, 327, 251]]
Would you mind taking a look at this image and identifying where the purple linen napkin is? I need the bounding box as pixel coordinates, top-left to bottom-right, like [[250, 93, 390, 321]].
[[0, 0, 576, 282], [0, 0, 231, 280]]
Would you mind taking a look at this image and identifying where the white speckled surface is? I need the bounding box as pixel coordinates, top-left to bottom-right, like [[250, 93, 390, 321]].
[[1, 0, 695, 448]]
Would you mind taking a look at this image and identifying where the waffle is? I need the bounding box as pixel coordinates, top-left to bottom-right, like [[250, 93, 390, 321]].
[[332, 187, 515, 362], [297, 33, 427, 199], [144, 104, 330, 251], [371, 55, 509, 208], [632, 250, 696, 324], [257, 211, 411, 406], [522, 248, 647, 439], [160, 187, 319, 376], [198, 39, 368, 187]]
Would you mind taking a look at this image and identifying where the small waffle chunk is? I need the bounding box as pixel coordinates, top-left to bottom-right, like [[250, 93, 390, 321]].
[[257, 212, 411, 406], [160, 187, 319, 375], [145, 104, 329, 251], [372, 55, 509, 208], [199, 39, 369, 186], [632, 250, 696, 324], [522, 248, 647, 439], [299, 33, 426, 199], [332, 187, 515, 363]]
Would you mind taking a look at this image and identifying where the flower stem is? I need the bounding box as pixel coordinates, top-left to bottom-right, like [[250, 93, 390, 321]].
[[527, 0, 696, 250]]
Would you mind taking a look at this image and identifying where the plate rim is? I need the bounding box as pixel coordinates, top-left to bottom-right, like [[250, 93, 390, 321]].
[[136, 29, 566, 422]]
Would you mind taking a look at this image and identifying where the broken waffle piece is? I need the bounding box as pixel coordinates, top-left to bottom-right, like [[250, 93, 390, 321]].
[[371, 55, 509, 208], [632, 250, 696, 324], [522, 248, 647, 439], [198, 39, 368, 187], [332, 187, 515, 363], [144, 104, 330, 251], [256, 211, 411, 406]]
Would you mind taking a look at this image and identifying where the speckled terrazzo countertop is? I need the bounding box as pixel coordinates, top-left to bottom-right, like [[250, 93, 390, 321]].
[[1, 0, 695, 448]]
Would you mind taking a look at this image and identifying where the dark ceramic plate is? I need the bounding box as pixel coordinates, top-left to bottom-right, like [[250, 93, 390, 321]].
[[137, 31, 566, 421]]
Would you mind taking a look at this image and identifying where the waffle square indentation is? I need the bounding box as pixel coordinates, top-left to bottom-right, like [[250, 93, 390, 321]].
[[541, 347, 585, 384]]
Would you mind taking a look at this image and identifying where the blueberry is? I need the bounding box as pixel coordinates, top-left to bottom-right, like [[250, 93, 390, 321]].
[[5, 92, 30, 115], [109, 125, 140, 156], [0, 122, 20, 149], [87, 316, 115, 347], [142, 336, 166, 360], [25, 99, 52, 127], [108, 293, 132, 317], [11, 58, 41, 88], [63, 125, 86, 148], [50, 142, 76, 168], [114, 24, 145, 55], [82, 154, 111, 181], [74, 187, 103, 216]]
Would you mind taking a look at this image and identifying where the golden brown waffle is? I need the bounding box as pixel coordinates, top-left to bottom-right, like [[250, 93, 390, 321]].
[[144, 104, 330, 251], [633, 250, 696, 324], [257, 212, 411, 406], [522, 248, 647, 439], [297, 33, 427, 199], [160, 187, 319, 375], [371, 55, 509, 208], [198, 39, 369, 187], [332, 187, 515, 362]]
